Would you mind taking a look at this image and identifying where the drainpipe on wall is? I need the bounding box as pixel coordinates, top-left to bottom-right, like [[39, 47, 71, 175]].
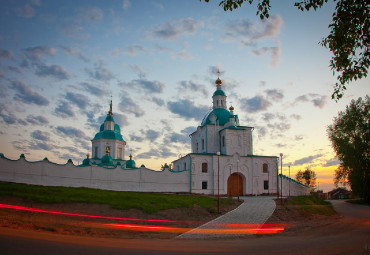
[[189, 155, 192, 193]]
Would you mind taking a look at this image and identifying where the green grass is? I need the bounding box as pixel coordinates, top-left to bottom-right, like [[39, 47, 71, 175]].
[[286, 195, 337, 216], [0, 182, 237, 213]]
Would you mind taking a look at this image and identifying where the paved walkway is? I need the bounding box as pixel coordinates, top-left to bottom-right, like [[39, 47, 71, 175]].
[[177, 196, 276, 239]]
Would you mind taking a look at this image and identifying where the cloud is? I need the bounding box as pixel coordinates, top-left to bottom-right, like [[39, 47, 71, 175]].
[[31, 130, 50, 141], [56, 126, 87, 139], [252, 47, 281, 67], [85, 6, 103, 22], [65, 92, 89, 110], [222, 15, 283, 48], [22, 46, 56, 62], [114, 112, 129, 127], [34, 63, 70, 80], [262, 113, 275, 122], [125, 45, 147, 56], [123, 0, 131, 10], [26, 115, 49, 125], [323, 158, 341, 167], [29, 141, 55, 151], [130, 133, 145, 142], [54, 101, 75, 118], [252, 15, 283, 40], [0, 48, 14, 59], [167, 99, 209, 121], [150, 97, 165, 106], [15, 4, 35, 18], [118, 94, 145, 117], [295, 135, 303, 141], [293, 94, 328, 108], [81, 82, 106, 97], [165, 132, 189, 144], [179, 80, 208, 97], [60, 46, 89, 62], [10, 81, 49, 106], [264, 88, 284, 101], [240, 95, 271, 113], [86, 65, 114, 81], [125, 79, 165, 93], [148, 18, 203, 40], [145, 129, 160, 142], [8, 66, 22, 73], [290, 114, 301, 120], [293, 154, 323, 165]]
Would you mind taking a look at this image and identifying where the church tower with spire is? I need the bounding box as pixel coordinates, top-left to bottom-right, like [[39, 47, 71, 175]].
[[91, 98, 126, 165]]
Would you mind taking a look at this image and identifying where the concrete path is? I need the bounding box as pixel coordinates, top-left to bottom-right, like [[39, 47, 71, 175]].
[[177, 196, 276, 239]]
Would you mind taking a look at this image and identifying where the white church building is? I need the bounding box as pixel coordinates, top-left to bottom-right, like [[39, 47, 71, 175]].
[[0, 75, 309, 197], [172, 77, 279, 196]]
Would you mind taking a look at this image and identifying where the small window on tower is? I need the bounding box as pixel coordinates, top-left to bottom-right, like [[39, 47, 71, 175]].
[[202, 181, 208, 190], [202, 163, 208, 173], [202, 139, 204, 150], [263, 163, 268, 173], [222, 136, 225, 147], [264, 180, 269, 190], [196, 143, 199, 153], [94, 147, 98, 158], [184, 162, 186, 170]]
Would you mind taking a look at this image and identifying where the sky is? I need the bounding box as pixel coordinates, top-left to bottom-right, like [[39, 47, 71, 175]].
[[0, 0, 368, 192]]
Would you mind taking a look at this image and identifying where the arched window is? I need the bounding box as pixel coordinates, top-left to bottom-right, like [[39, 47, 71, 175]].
[[222, 136, 225, 147], [202, 162, 208, 173], [263, 163, 268, 173], [201, 139, 205, 150]]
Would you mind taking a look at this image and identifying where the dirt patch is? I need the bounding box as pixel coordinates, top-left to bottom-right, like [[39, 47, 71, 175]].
[[264, 198, 341, 236], [0, 196, 241, 239]]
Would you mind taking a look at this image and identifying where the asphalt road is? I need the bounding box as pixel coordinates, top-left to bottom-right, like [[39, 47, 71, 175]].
[[0, 200, 369, 255]]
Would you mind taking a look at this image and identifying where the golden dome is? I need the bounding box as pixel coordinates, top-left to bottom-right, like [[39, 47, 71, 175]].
[[229, 105, 234, 111], [215, 77, 222, 85]]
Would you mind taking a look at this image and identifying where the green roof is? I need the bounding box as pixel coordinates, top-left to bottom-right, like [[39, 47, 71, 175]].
[[105, 115, 114, 122], [101, 154, 114, 165], [201, 108, 231, 126], [213, 89, 226, 96], [93, 130, 124, 141], [126, 159, 136, 168]]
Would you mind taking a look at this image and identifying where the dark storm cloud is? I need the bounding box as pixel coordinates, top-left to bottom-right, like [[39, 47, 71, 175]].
[[148, 18, 202, 40], [31, 130, 50, 141], [10, 81, 49, 106], [34, 63, 70, 80], [293, 154, 323, 166], [26, 115, 49, 125], [54, 101, 75, 118], [65, 92, 89, 110], [119, 94, 145, 117], [167, 99, 209, 121], [240, 95, 271, 113], [179, 81, 208, 97]]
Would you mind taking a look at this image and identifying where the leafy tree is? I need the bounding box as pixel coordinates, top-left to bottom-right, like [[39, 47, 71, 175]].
[[296, 168, 317, 191], [202, 0, 370, 101], [327, 96, 370, 202]]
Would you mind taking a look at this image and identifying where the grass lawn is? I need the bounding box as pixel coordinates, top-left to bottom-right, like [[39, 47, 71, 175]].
[[286, 195, 337, 216], [0, 182, 238, 213]]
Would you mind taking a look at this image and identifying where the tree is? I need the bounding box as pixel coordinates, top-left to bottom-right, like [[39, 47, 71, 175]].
[[296, 168, 317, 191], [327, 96, 370, 201], [202, 0, 370, 101]]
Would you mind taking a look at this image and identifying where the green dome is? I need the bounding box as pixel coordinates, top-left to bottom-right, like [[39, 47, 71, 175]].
[[93, 130, 124, 141], [82, 158, 90, 166], [114, 123, 121, 134], [105, 115, 114, 122], [201, 108, 231, 126], [213, 89, 226, 96], [99, 124, 104, 132], [101, 154, 113, 165], [126, 159, 136, 168]]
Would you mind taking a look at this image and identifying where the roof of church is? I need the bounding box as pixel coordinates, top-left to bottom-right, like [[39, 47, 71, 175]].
[[213, 89, 226, 96], [93, 99, 124, 142], [201, 108, 231, 126]]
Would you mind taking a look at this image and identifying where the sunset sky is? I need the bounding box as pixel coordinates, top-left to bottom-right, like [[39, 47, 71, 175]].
[[0, 0, 368, 192]]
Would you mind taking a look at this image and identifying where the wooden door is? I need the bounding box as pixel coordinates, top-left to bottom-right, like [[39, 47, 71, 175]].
[[227, 173, 243, 196]]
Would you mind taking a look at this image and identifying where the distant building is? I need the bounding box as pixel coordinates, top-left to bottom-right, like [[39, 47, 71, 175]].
[[328, 188, 352, 199]]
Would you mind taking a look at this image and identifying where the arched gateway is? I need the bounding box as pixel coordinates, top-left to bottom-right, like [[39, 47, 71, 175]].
[[227, 173, 243, 196]]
